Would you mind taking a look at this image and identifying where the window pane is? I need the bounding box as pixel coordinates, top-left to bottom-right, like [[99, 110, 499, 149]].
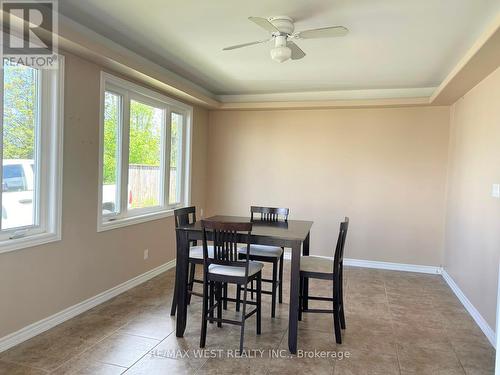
[[2, 63, 39, 230], [128, 100, 163, 209], [102, 91, 121, 215], [169, 112, 183, 205]]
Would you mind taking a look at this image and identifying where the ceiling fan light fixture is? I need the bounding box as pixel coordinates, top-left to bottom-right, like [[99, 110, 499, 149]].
[[270, 46, 291, 63]]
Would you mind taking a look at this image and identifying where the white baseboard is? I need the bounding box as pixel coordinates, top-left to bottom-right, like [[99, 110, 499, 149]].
[[0, 259, 176, 353], [283, 250, 442, 274], [343, 258, 442, 274], [441, 269, 496, 348]]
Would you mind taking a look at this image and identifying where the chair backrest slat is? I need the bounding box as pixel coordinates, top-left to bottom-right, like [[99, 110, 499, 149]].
[[174, 206, 196, 227], [201, 220, 253, 270], [251, 206, 289, 222], [174, 206, 197, 246]]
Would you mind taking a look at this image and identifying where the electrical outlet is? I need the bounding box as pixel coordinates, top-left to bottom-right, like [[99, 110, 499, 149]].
[[144, 249, 149, 260], [492, 184, 500, 199]]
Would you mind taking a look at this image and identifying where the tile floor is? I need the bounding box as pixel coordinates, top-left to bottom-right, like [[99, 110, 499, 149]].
[[0, 262, 495, 374]]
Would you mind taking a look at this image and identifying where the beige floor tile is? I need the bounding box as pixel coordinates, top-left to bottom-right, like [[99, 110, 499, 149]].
[[393, 323, 451, 351], [390, 306, 445, 330], [450, 341, 495, 374], [0, 360, 48, 375], [333, 350, 399, 375], [198, 355, 270, 375], [397, 344, 465, 374], [125, 356, 203, 375], [76, 332, 159, 368], [0, 331, 89, 371], [118, 308, 176, 340], [266, 356, 335, 374], [51, 354, 126, 375]]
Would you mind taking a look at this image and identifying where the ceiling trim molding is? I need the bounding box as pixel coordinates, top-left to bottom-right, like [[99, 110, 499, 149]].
[[218, 97, 431, 110], [430, 12, 500, 105], [217, 87, 436, 103]]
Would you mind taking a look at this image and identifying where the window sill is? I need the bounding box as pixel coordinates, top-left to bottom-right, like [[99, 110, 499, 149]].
[[0, 231, 61, 254], [97, 209, 176, 232]]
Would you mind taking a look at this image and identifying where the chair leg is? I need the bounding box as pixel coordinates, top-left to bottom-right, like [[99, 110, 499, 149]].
[[278, 252, 284, 304], [236, 284, 241, 312], [216, 282, 223, 328], [333, 289, 342, 344], [339, 271, 346, 330], [209, 281, 215, 324], [223, 283, 228, 310], [170, 273, 178, 316], [200, 279, 208, 348], [187, 263, 196, 305], [251, 280, 254, 300], [339, 304, 346, 330], [271, 259, 277, 318], [239, 281, 248, 354], [256, 274, 262, 335]]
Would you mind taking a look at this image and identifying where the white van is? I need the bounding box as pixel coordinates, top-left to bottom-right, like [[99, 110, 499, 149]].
[[2, 159, 35, 229]]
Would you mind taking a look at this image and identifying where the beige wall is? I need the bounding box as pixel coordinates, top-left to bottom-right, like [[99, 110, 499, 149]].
[[444, 66, 500, 329], [0, 52, 209, 337], [206, 107, 450, 266]]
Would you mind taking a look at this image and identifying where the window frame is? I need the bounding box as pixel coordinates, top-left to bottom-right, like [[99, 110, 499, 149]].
[[0, 58, 64, 254], [98, 72, 193, 232]]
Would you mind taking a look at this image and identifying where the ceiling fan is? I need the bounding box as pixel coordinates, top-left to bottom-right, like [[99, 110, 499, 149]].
[[222, 16, 348, 63]]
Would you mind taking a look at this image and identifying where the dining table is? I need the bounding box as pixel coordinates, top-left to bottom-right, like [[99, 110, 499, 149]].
[[173, 215, 313, 354]]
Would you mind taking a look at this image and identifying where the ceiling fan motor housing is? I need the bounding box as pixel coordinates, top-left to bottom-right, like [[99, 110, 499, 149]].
[[268, 16, 294, 35]]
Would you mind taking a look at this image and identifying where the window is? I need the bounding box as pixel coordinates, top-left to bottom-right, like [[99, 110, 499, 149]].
[[102, 91, 121, 216], [169, 112, 183, 205], [128, 99, 163, 210], [0, 59, 64, 253], [98, 73, 192, 231]]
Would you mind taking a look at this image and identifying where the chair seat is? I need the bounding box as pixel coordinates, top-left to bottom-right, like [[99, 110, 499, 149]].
[[238, 244, 283, 257], [208, 261, 264, 277], [300, 256, 334, 274], [189, 245, 214, 260]]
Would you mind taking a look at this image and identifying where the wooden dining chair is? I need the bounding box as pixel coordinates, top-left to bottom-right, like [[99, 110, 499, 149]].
[[236, 206, 288, 318], [170, 206, 216, 316], [299, 217, 349, 344], [200, 220, 263, 353]]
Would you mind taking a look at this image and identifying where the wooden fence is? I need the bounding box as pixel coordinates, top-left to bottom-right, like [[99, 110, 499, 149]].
[[128, 164, 177, 207]]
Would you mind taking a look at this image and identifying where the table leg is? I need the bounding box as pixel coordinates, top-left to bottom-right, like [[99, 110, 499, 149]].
[[288, 240, 301, 354], [303, 232, 310, 310], [170, 231, 181, 316], [170, 274, 178, 316], [176, 230, 190, 337]]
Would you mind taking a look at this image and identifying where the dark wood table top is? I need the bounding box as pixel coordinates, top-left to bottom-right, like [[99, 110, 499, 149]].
[[177, 215, 313, 242]]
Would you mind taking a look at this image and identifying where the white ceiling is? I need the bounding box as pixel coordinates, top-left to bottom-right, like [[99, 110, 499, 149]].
[[59, 0, 500, 96]]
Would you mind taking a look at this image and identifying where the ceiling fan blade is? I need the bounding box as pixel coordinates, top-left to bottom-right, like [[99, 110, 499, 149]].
[[222, 39, 270, 51], [248, 16, 280, 33], [296, 26, 348, 39], [287, 41, 306, 60]]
